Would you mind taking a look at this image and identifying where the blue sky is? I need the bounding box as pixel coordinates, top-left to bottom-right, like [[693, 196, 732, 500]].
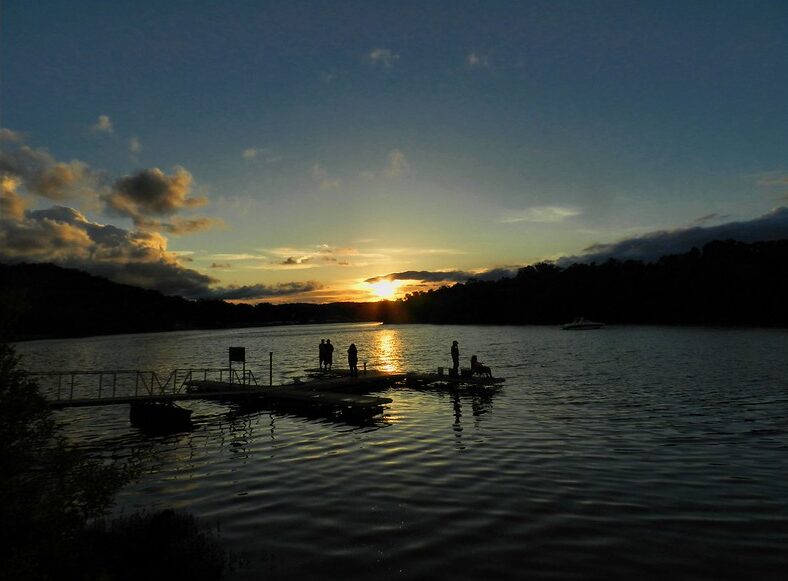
[[2, 1, 788, 301]]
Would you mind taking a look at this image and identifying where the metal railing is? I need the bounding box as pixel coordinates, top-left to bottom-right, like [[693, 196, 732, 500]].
[[25, 367, 259, 403]]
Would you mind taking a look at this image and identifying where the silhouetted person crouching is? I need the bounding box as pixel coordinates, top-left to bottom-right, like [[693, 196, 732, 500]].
[[470, 354, 492, 378]]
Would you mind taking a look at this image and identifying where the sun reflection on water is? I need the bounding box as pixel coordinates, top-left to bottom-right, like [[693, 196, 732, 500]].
[[371, 329, 403, 372]]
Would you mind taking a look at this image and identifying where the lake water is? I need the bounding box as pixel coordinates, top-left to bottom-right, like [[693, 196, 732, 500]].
[[14, 323, 788, 580]]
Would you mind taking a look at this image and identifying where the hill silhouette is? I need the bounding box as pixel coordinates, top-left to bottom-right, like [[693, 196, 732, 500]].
[[3, 239, 788, 340], [388, 239, 788, 326], [0, 262, 389, 340]]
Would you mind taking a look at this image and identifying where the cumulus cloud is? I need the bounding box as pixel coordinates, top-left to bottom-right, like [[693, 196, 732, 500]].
[[0, 144, 98, 200], [383, 149, 409, 178], [91, 114, 114, 133], [0, 133, 279, 300], [1, 175, 27, 220], [0, 209, 93, 262], [1, 137, 218, 236], [501, 205, 581, 224], [2, 205, 168, 266], [367, 48, 400, 67], [560, 207, 788, 265], [104, 167, 207, 226], [365, 267, 518, 284], [0, 203, 310, 300], [0, 128, 23, 142]]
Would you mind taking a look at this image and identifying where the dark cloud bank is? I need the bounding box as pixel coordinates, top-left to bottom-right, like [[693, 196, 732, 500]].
[[365, 267, 519, 285], [559, 207, 788, 266]]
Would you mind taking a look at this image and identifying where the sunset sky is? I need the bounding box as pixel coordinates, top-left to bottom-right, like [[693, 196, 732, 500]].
[[2, 1, 788, 302]]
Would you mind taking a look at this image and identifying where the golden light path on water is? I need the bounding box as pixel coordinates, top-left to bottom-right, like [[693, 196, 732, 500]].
[[371, 328, 403, 373]]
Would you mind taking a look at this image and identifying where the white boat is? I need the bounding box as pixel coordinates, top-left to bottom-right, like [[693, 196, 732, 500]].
[[562, 317, 604, 330]]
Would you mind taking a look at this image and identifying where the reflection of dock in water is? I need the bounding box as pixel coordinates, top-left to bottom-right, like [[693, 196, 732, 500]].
[[185, 375, 398, 415], [403, 372, 505, 388], [302, 368, 505, 389]]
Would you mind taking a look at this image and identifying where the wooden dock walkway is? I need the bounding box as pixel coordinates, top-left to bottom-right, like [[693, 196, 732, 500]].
[[43, 367, 502, 415], [46, 369, 406, 415]]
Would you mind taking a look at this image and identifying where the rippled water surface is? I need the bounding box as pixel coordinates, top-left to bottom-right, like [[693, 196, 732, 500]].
[[15, 324, 788, 580]]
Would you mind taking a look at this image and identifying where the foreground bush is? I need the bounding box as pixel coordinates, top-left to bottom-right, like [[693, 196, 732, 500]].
[[0, 344, 226, 580], [81, 509, 226, 581]]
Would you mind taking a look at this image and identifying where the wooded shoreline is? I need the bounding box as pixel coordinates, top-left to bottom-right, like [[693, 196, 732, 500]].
[[4, 239, 788, 341]]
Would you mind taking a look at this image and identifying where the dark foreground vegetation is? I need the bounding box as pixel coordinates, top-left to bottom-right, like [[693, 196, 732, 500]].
[[3, 239, 788, 339], [0, 343, 226, 580]]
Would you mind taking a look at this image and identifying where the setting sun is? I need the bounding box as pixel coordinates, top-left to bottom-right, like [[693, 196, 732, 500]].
[[368, 279, 401, 299]]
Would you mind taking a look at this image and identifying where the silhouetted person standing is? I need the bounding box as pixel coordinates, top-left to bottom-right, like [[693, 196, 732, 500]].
[[451, 340, 460, 375], [348, 343, 358, 376], [325, 339, 334, 370], [319, 339, 326, 371]]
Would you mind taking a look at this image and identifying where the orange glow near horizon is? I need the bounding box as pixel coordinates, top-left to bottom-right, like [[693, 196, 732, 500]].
[[226, 278, 441, 305], [367, 279, 402, 299]]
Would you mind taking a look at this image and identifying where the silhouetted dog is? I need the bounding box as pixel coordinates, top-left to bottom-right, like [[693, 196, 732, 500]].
[[472, 365, 492, 378]]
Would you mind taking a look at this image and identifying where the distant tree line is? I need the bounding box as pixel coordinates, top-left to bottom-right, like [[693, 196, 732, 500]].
[[3, 239, 788, 340], [386, 239, 788, 326], [0, 262, 392, 340]]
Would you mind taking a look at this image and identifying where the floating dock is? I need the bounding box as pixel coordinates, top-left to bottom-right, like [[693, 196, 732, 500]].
[[183, 379, 394, 413], [39, 366, 503, 420]]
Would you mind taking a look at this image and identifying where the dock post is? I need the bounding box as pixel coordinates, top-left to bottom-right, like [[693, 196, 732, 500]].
[[269, 352, 273, 387], [363, 361, 367, 375]]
